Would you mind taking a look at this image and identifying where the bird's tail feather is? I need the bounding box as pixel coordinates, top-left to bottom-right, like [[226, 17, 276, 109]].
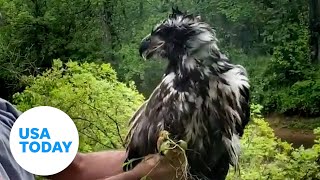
[[222, 134, 240, 169]]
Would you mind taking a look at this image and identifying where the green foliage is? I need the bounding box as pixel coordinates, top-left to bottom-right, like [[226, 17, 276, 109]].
[[0, 0, 108, 99], [288, 79, 320, 115], [255, 0, 320, 116], [0, 0, 319, 121], [227, 106, 320, 180], [262, 78, 320, 116], [13, 60, 144, 152], [264, 10, 310, 87], [0, 0, 172, 99]]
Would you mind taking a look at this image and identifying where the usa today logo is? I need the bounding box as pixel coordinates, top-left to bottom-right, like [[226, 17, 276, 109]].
[[9, 106, 79, 176]]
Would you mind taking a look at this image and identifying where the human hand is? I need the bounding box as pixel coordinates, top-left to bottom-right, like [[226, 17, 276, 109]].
[[104, 153, 180, 180]]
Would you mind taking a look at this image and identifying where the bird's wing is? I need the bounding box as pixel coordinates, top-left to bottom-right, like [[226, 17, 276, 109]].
[[124, 86, 163, 170], [217, 64, 250, 137], [209, 64, 250, 167], [125, 101, 148, 145], [232, 65, 250, 137]]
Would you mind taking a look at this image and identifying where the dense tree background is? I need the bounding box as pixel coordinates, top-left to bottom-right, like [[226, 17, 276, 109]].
[[1, 0, 320, 178], [1, 0, 319, 117]]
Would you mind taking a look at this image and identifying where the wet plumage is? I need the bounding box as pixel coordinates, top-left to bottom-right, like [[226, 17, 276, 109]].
[[124, 8, 250, 180]]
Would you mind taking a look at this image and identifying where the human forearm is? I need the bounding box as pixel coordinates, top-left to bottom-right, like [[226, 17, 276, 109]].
[[78, 150, 125, 179], [48, 151, 126, 180], [48, 150, 176, 180]]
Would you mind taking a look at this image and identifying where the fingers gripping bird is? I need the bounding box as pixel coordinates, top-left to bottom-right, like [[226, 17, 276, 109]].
[[124, 8, 250, 180]]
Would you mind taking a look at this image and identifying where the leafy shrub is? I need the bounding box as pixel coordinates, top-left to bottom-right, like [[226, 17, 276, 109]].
[[13, 59, 144, 152], [282, 79, 320, 116], [264, 22, 311, 88], [261, 75, 320, 116], [227, 105, 320, 180]]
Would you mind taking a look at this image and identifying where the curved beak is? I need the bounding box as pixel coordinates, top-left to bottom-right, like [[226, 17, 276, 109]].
[[139, 36, 151, 60], [139, 35, 164, 60]]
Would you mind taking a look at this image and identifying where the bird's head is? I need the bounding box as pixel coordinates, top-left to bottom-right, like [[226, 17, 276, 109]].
[[139, 7, 221, 63]]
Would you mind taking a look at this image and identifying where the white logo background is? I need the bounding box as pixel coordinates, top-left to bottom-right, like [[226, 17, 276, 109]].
[[10, 106, 79, 176]]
